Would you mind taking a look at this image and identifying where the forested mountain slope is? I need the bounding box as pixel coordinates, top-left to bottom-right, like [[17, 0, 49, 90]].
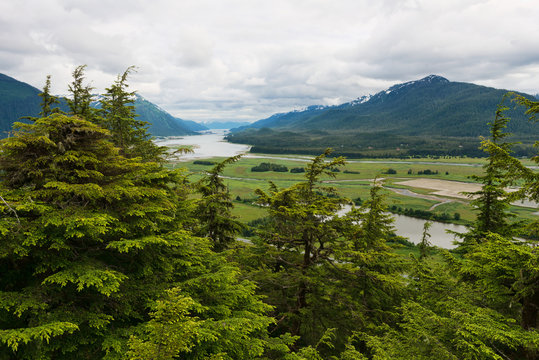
[[0, 73, 42, 135], [132, 94, 207, 136], [238, 75, 535, 136], [228, 75, 537, 157], [0, 73, 206, 137]]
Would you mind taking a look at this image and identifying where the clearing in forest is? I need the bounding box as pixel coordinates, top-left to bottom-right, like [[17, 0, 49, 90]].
[[395, 178, 481, 199]]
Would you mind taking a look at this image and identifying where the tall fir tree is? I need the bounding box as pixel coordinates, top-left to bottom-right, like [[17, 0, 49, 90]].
[[457, 101, 519, 251], [250, 149, 348, 347], [334, 180, 405, 328], [99, 67, 164, 161], [195, 155, 244, 251], [66, 65, 95, 120], [38, 75, 61, 117]]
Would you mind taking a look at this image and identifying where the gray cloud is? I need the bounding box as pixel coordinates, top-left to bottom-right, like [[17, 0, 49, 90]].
[[1, 0, 538, 122]]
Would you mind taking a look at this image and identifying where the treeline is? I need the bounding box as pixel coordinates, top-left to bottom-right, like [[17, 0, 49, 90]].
[[0, 69, 537, 359], [226, 127, 538, 158], [390, 205, 461, 222], [251, 162, 289, 172]]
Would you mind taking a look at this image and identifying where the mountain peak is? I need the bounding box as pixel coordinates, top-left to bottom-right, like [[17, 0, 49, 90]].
[[419, 74, 449, 83], [386, 75, 449, 94]]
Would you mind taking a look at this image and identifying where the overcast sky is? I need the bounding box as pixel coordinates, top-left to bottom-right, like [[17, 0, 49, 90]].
[[1, 0, 538, 123]]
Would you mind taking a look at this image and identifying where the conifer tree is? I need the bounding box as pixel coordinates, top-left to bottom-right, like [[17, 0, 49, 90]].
[[195, 155, 244, 251], [457, 102, 519, 251], [0, 114, 182, 358], [66, 65, 95, 120], [492, 94, 539, 215], [38, 75, 60, 117], [99, 67, 164, 161], [458, 94, 539, 335], [334, 180, 404, 327], [252, 149, 347, 345], [418, 221, 432, 260]]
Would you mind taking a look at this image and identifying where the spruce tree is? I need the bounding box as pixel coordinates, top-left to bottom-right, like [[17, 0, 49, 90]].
[[457, 102, 519, 251], [99, 67, 164, 161], [195, 155, 244, 251], [418, 221, 432, 260], [251, 149, 347, 346], [38, 75, 60, 117], [66, 65, 95, 120], [458, 94, 539, 335], [0, 114, 181, 358], [334, 180, 404, 327]]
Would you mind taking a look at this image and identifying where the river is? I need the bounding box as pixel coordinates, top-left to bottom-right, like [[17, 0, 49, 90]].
[[393, 214, 464, 248], [154, 129, 251, 160], [336, 205, 465, 249], [155, 130, 480, 249], [154, 130, 532, 169]]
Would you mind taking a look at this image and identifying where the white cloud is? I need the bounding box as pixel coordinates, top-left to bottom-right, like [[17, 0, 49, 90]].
[[1, 0, 538, 122]]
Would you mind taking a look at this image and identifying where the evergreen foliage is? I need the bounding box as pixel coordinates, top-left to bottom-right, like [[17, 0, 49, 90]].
[[0, 113, 181, 357], [38, 75, 61, 117], [99, 67, 165, 161], [418, 221, 432, 260], [243, 151, 405, 356], [195, 156, 244, 251], [248, 150, 349, 346], [0, 82, 272, 359], [457, 101, 521, 251], [66, 65, 96, 120], [333, 181, 405, 328]]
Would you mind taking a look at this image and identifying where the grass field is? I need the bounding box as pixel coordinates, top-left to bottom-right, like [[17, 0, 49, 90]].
[[177, 155, 538, 228]]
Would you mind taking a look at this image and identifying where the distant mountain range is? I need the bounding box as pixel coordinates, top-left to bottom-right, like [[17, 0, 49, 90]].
[[0, 73, 207, 137], [202, 121, 251, 129], [233, 75, 534, 136], [227, 75, 538, 157], [131, 95, 208, 136]]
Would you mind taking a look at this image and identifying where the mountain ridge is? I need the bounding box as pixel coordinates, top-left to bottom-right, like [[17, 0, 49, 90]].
[[233, 75, 535, 136], [0, 73, 207, 137], [227, 75, 538, 157]]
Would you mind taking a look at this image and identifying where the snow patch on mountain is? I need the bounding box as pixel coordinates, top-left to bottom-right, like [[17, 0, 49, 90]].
[[387, 75, 449, 93], [350, 94, 372, 106]]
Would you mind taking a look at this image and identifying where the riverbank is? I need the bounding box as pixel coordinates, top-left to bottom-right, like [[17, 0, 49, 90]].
[[158, 131, 538, 248]]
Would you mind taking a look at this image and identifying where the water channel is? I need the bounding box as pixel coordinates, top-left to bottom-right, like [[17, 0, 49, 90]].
[[156, 130, 474, 249], [155, 129, 251, 160]]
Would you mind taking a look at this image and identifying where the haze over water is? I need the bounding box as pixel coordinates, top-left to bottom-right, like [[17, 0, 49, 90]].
[[155, 130, 251, 161]]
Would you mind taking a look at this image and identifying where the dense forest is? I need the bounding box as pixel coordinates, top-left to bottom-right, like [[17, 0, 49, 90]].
[[0, 67, 538, 359], [226, 127, 538, 158]]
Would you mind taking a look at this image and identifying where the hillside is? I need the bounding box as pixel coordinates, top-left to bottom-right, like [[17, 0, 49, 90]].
[[132, 95, 207, 136], [0, 73, 206, 137], [227, 75, 538, 157], [0, 73, 42, 135]]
